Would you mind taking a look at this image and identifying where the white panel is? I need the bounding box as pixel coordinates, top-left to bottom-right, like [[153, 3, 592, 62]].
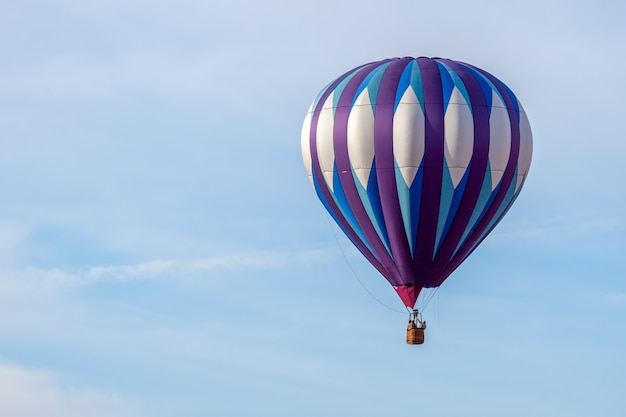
[[316, 93, 336, 192], [393, 87, 425, 187], [488, 92, 512, 190], [516, 102, 533, 191], [300, 104, 314, 188], [347, 88, 375, 188], [444, 87, 474, 187]]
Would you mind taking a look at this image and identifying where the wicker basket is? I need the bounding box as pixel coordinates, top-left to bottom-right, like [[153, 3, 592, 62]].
[[406, 323, 425, 345]]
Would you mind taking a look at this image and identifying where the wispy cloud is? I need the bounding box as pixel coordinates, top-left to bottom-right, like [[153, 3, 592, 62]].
[[604, 292, 626, 306], [0, 363, 145, 417], [11, 247, 341, 286]]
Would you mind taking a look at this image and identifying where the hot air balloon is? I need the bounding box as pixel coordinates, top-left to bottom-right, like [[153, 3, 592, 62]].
[[301, 57, 532, 344]]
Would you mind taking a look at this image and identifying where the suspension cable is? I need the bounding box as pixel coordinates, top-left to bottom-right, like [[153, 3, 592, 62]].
[[324, 213, 406, 314]]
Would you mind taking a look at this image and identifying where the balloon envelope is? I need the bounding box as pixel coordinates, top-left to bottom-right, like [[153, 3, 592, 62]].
[[301, 57, 532, 308]]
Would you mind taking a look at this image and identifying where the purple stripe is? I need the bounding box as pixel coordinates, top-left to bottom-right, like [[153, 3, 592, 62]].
[[412, 57, 445, 283], [332, 60, 404, 284], [308, 67, 388, 276], [373, 58, 415, 285], [428, 59, 491, 286], [437, 64, 522, 282]]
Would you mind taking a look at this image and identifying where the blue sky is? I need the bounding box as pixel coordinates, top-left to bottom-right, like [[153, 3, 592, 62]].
[[1, 0, 625, 416]]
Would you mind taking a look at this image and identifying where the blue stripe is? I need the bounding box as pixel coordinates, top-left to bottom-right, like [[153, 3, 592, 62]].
[[365, 62, 392, 114], [352, 165, 393, 256], [434, 159, 455, 258], [331, 67, 368, 116], [352, 62, 392, 110], [439, 61, 473, 115], [327, 169, 374, 254], [453, 163, 493, 257], [394, 160, 424, 256], [469, 68, 510, 118], [409, 62, 425, 113], [395, 165, 412, 253], [463, 65, 493, 113], [394, 60, 415, 113], [436, 166, 470, 255], [498, 81, 521, 119], [437, 62, 455, 113], [409, 166, 424, 255]]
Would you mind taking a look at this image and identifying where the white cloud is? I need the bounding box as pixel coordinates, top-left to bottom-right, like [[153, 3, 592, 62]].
[[604, 292, 626, 306], [4, 247, 341, 287], [0, 363, 144, 417]]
